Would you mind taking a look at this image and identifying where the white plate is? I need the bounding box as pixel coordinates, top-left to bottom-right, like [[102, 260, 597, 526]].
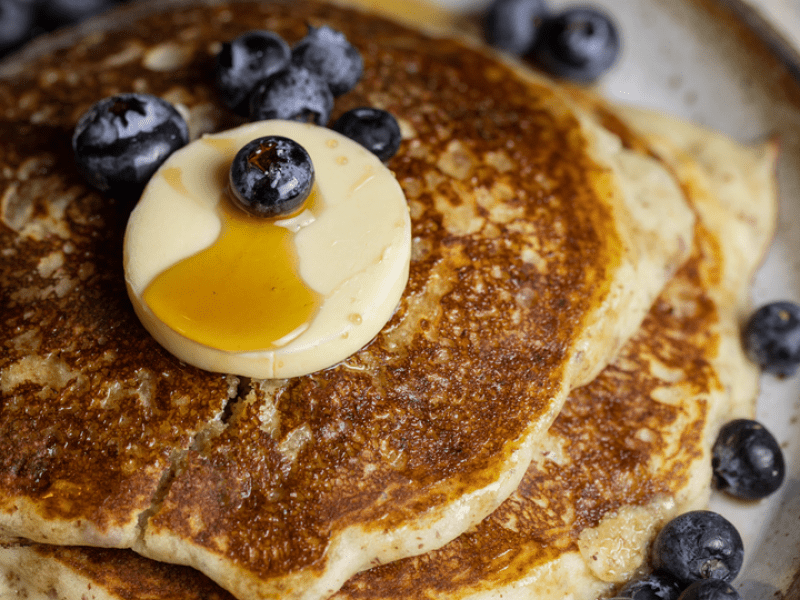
[[435, 0, 800, 597]]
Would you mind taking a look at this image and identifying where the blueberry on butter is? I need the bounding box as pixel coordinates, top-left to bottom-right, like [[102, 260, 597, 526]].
[[291, 25, 363, 96], [533, 7, 619, 83], [484, 0, 549, 56], [743, 301, 800, 376], [651, 511, 744, 587], [712, 419, 785, 500], [72, 93, 189, 193], [332, 107, 401, 162], [215, 30, 291, 116], [249, 66, 334, 125], [229, 135, 314, 218]]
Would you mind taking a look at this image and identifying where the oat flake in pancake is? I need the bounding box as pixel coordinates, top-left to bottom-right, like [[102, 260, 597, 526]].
[[0, 104, 777, 600], [0, 1, 694, 599]]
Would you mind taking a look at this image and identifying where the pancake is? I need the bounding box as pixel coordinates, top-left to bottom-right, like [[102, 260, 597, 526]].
[[330, 103, 778, 600], [0, 1, 695, 599], [0, 103, 777, 600]]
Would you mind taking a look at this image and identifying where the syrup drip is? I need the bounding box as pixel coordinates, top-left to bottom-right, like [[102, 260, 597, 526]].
[[142, 188, 322, 353]]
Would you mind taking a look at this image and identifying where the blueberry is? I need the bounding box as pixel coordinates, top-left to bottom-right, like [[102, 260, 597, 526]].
[[215, 30, 291, 116], [331, 107, 402, 162], [617, 570, 684, 600], [533, 7, 620, 83], [743, 301, 800, 376], [249, 66, 334, 125], [291, 25, 363, 96], [651, 511, 744, 586], [72, 93, 189, 193], [484, 0, 549, 56], [0, 0, 35, 53], [712, 419, 785, 500], [228, 136, 314, 218], [677, 579, 742, 600]]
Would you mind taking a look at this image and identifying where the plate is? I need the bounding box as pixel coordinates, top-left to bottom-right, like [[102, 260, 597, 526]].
[[2, 0, 798, 597], [432, 0, 800, 597]]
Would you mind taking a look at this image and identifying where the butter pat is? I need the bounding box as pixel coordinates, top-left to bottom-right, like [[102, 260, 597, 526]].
[[124, 120, 411, 379]]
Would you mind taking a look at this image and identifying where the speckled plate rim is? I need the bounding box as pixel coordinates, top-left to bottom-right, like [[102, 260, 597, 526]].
[[1, 0, 799, 598]]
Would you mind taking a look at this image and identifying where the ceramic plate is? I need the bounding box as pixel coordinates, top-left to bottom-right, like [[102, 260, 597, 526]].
[[3, 0, 799, 597], [435, 0, 800, 597]]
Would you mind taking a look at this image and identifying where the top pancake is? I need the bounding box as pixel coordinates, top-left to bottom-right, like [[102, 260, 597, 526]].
[[0, 1, 694, 599], [0, 103, 777, 600]]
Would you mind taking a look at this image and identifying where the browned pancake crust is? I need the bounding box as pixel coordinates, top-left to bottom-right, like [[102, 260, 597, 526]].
[[138, 1, 619, 579], [4, 541, 235, 600], [334, 101, 723, 599], [0, 189, 721, 600], [2, 0, 624, 585], [0, 140, 234, 534], [337, 222, 720, 598]]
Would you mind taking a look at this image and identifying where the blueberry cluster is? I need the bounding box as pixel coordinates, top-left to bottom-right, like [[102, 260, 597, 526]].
[[615, 295, 798, 600], [215, 26, 401, 162], [0, 0, 131, 58], [616, 512, 745, 600], [214, 26, 402, 217], [71, 22, 403, 210], [483, 0, 620, 83]]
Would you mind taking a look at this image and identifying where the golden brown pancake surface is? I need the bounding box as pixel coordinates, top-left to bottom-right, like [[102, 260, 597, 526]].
[[0, 112, 776, 600], [0, 1, 696, 599]]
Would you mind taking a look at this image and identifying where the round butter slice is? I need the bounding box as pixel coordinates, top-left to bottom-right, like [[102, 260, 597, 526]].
[[124, 120, 411, 379]]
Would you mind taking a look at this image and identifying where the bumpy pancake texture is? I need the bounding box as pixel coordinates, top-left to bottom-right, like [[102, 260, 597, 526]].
[[0, 1, 701, 600], [0, 110, 777, 600]]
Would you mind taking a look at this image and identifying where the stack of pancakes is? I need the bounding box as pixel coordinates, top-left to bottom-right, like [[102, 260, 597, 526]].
[[0, 1, 777, 599]]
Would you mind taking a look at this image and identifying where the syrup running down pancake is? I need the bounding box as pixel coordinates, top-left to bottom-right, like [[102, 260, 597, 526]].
[[0, 1, 695, 599]]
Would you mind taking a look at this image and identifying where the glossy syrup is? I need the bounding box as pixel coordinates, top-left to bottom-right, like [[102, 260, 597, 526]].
[[142, 182, 322, 353]]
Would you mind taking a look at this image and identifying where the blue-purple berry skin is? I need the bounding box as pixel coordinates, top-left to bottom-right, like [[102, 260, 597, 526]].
[[72, 93, 189, 193], [332, 107, 401, 162], [617, 570, 683, 600], [651, 511, 744, 587], [249, 66, 334, 125], [677, 579, 742, 600], [291, 25, 363, 96], [712, 419, 785, 500], [533, 7, 620, 83], [743, 301, 800, 376], [228, 136, 314, 218], [215, 30, 291, 116], [484, 0, 549, 56]]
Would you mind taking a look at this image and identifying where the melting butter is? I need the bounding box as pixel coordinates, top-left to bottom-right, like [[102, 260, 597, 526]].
[[124, 120, 411, 379], [142, 195, 319, 352]]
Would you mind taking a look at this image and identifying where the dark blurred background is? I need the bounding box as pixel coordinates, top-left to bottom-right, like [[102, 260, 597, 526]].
[[0, 0, 135, 59]]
